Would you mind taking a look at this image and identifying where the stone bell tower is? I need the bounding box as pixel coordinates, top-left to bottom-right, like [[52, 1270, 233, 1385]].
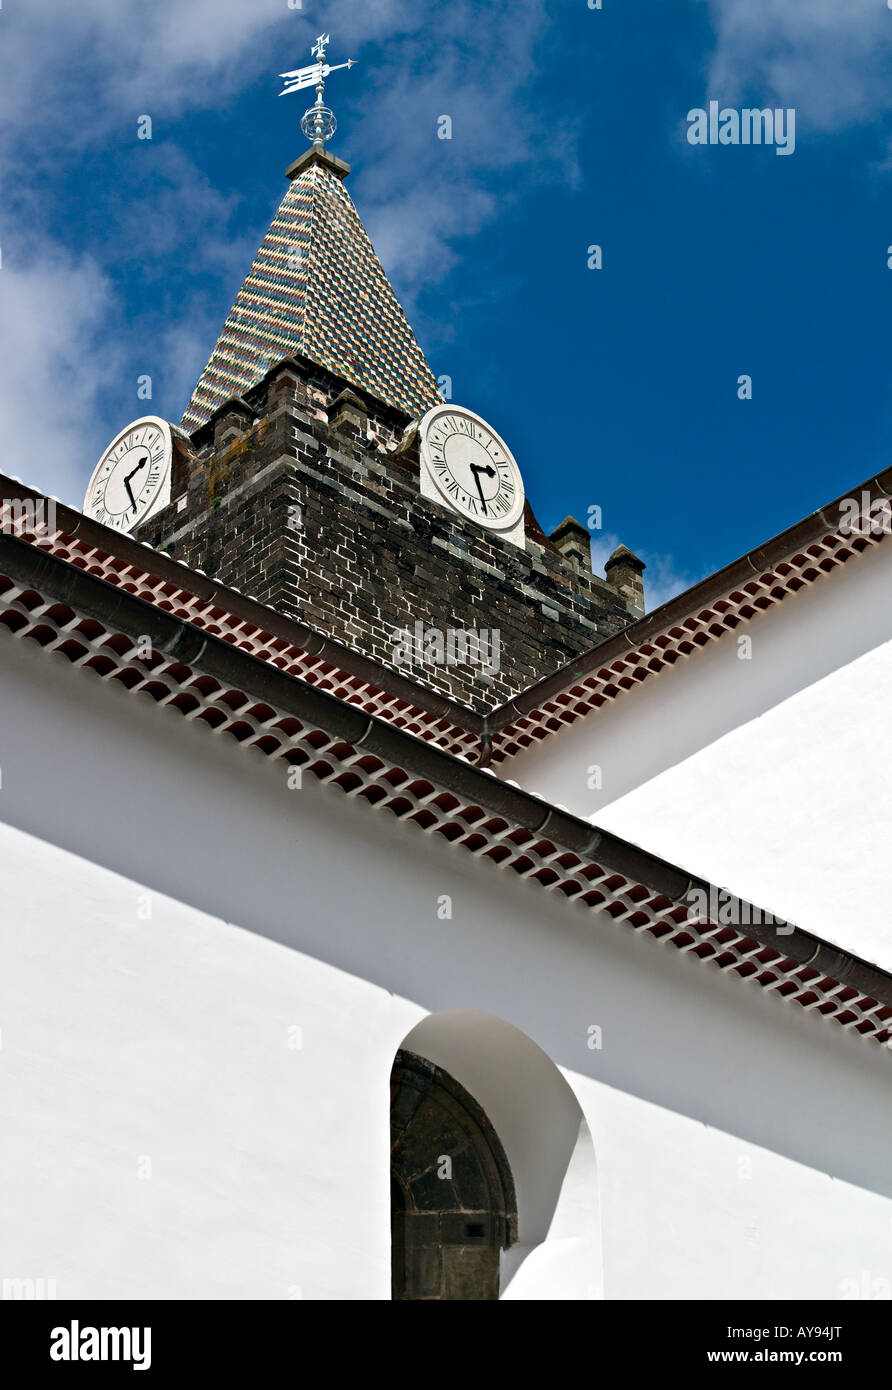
[[135, 43, 644, 712]]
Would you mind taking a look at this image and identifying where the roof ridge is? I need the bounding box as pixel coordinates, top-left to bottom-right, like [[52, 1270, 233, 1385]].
[[489, 468, 892, 755], [297, 161, 321, 357], [2, 522, 891, 1053], [1, 467, 889, 767]]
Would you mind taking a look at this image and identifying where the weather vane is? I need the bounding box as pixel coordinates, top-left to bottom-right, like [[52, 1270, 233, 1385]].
[[279, 33, 356, 149]]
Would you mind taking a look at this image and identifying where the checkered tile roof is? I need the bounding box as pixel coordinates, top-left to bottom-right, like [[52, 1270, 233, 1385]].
[[182, 158, 442, 431]]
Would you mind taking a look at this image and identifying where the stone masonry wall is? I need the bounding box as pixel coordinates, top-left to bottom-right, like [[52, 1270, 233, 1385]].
[[136, 358, 638, 713]]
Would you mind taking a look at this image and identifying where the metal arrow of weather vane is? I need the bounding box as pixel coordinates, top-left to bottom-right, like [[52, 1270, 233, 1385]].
[[279, 33, 356, 149]]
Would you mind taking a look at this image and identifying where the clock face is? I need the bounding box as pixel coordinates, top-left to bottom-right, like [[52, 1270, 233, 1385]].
[[84, 417, 172, 532], [419, 406, 525, 531]]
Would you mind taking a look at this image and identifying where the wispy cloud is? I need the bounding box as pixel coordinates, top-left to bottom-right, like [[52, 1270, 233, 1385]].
[[0, 138, 270, 502], [0, 247, 123, 503], [0, 0, 584, 500], [354, 1, 581, 315], [702, 0, 892, 131], [108, 147, 248, 280], [637, 551, 706, 613], [588, 532, 700, 614], [0, 0, 287, 157], [0, 0, 301, 501]]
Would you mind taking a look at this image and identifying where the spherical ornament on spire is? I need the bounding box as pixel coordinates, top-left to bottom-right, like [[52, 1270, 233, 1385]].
[[301, 103, 337, 147], [278, 33, 356, 151]]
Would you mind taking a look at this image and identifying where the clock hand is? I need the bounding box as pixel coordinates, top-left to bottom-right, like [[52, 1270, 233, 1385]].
[[470, 462, 496, 516], [123, 455, 150, 512], [124, 455, 149, 484]]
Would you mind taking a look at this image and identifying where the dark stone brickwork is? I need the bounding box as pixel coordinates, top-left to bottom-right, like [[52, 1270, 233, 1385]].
[[136, 357, 640, 713]]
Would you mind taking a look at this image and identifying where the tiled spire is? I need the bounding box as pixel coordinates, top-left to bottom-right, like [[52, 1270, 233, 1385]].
[[181, 148, 442, 432]]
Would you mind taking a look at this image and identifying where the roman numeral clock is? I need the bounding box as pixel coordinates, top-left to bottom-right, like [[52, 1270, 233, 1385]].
[[418, 405, 526, 548], [83, 417, 173, 532]]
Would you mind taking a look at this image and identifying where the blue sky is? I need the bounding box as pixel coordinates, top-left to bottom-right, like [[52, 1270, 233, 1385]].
[[2, 0, 892, 607]]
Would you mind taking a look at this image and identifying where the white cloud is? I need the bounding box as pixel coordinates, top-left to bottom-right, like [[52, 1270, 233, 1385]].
[[363, 184, 497, 321], [588, 530, 701, 613], [587, 530, 622, 580], [0, 0, 287, 153], [109, 146, 248, 277], [355, 1, 580, 311], [0, 138, 270, 502], [702, 0, 892, 130], [158, 316, 223, 424], [0, 247, 123, 505], [0, 0, 573, 297], [0, 0, 583, 499], [637, 551, 705, 613]]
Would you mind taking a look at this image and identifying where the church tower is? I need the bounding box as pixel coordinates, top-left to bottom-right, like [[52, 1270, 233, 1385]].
[[123, 36, 644, 712]]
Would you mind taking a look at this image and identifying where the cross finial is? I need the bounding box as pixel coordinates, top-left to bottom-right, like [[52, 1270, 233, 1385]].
[[278, 33, 357, 150]]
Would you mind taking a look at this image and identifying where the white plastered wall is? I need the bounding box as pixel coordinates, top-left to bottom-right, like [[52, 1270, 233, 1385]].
[[1, 625, 891, 1299], [503, 540, 892, 969]]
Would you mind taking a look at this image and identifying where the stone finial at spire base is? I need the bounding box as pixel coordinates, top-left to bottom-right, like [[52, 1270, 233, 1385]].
[[604, 544, 646, 613], [285, 146, 351, 182]]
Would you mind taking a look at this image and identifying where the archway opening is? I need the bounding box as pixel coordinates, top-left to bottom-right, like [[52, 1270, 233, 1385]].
[[390, 1048, 517, 1300], [390, 1011, 601, 1300]]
